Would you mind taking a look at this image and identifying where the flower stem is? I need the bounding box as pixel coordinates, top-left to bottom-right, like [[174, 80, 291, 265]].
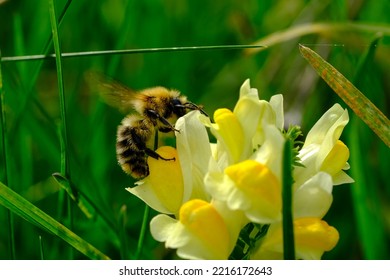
[[282, 139, 295, 259]]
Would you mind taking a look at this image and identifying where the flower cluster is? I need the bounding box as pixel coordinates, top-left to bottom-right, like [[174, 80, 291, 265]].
[[126, 79, 353, 260]]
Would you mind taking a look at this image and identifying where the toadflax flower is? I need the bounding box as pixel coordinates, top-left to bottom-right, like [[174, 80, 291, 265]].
[[251, 172, 339, 260], [125, 78, 353, 260], [293, 103, 353, 188], [150, 199, 246, 260]]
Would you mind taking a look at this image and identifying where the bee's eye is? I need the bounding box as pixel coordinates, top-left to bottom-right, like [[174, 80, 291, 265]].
[[172, 98, 186, 116], [172, 98, 182, 107]]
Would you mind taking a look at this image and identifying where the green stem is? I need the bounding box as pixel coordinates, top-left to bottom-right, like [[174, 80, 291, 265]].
[[282, 139, 295, 260], [49, 0, 73, 259], [134, 204, 150, 260], [49, 0, 69, 177], [1, 44, 265, 62], [0, 51, 16, 259]]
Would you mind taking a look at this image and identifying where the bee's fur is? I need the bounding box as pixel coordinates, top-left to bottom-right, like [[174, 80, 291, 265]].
[[113, 86, 206, 179], [89, 72, 207, 179]]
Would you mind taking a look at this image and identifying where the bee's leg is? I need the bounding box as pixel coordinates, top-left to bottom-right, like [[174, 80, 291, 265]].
[[146, 109, 180, 133], [145, 148, 175, 161]]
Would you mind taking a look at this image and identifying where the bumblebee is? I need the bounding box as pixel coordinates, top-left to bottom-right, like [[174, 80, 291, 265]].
[[92, 74, 207, 179]]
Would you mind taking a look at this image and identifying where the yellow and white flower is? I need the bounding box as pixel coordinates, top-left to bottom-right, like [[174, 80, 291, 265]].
[[125, 79, 353, 260], [150, 199, 247, 260], [251, 171, 338, 260], [294, 104, 353, 188]]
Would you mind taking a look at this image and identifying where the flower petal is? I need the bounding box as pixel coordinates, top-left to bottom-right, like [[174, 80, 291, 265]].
[[295, 104, 351, 186], [304, 104, 349, 170], [224, 160, 282, 223], [150, 214, 189, 248], [234, 79, 262, 158], [252, 124, 285, 180], [294, 172, 333, 219], [251, 218, 339, 260], [126, 146, 183, 214], [176, 111, 212, 202], [150, 197, 247, 260], [269, 94, 284, 130]]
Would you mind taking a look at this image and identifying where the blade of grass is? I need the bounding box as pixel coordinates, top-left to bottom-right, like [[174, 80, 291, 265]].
[[118, 205, 129, 260], [348, 35, 388, 259], [39, 235, 45, 260], [49, 0, 69, 177], [0, 181, 110, 260], [49, 0, 73, 259], [134, 204, 150, 260], [282, 139, 295, 260], [299, 44, 390, 147], [1, 44, 266, 62], [0, 52, 16, 259], [6, 0, 74, 142]]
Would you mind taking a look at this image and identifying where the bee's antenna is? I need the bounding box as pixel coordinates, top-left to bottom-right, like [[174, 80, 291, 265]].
[[184, 102, 209, 117]]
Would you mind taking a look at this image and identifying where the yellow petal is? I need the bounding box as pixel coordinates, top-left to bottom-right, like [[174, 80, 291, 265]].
[[294, 217, 339, 251], [224, 160, 281, 222], [213, 108, 244, 163], [253, 217, 339, 260], [320, 140, 350, 176], [147, 146, 184, 213], [179, 199, 230, 259]]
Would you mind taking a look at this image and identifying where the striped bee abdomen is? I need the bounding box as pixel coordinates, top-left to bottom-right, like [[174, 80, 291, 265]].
[[116, 116, 154, 178]]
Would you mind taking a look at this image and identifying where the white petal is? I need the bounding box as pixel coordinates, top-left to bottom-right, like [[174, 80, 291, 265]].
[[303, 104, 349, 169], [252, 124, 285, 179], [176, 111, 212, 202], [150, 214, 190, 248], [234, 81, 262, 159], [332, 170, 354, 185], [294, 172, 333, 219], [126, 182, 172, 214], [239, 79, 259, 99], [269, 94, 284, 130]]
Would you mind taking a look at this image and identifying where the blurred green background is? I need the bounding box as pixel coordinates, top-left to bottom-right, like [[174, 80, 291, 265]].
[[0, 0, 389, 259]]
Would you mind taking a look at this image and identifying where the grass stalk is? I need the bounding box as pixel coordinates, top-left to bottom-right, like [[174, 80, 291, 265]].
[[282, 139, 295, 260], [348, 35, 388, 259], [0, 52, 16, 259], [1, 44, 265, 62], [39, 235, 45, 260], [0, 181, 110, 260], [134, 204, 150, 260], [49, 0, 69, 177], [49, 0, 73, 258]]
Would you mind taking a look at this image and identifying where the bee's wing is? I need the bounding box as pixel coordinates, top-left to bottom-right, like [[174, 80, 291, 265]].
[[86, 71, 137, 113]]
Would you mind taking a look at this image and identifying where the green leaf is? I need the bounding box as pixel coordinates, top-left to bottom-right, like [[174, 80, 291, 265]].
[[0, 181, 110, 260], [52, 173, 95, 219], [299, 44, 390, 147]]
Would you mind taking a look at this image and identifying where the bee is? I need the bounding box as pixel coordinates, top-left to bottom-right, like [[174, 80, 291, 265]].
[[90, 73, 207, 179]]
